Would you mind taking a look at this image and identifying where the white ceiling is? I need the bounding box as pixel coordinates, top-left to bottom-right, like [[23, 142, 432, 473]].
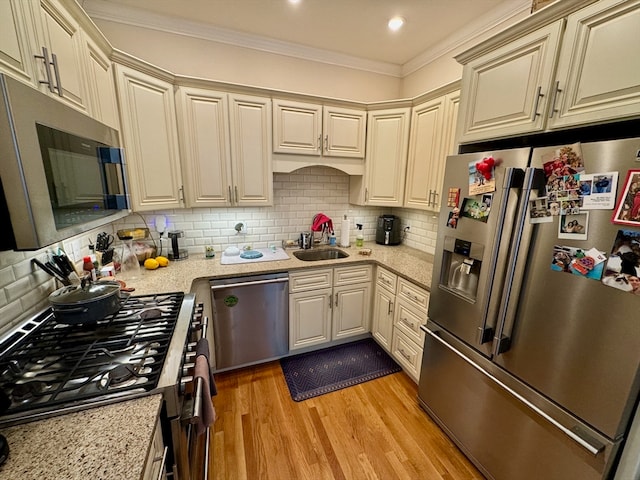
[[82, 0, 530, 74]]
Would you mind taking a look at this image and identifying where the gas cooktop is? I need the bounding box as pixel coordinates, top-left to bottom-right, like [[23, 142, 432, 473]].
[[0, 292, 185, 424]]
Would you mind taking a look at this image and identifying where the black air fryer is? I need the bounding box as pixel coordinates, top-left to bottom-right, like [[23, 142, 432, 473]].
[[376, 215, 402, 245]]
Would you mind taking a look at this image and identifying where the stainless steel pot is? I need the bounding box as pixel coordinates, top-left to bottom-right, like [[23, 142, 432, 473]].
[[48, 281, 125, 324], [299, 232, 313, 249]]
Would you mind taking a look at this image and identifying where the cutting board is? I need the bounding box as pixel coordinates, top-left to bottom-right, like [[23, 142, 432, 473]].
[[220, 247, 291, 265]]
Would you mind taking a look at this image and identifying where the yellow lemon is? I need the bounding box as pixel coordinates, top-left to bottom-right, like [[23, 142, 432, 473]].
[[155, 256, 169, 267], [144, 258, 159, 270]]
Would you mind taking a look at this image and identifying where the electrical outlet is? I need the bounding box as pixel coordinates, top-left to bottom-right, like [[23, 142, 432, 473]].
[[403, 222, 411, 231]]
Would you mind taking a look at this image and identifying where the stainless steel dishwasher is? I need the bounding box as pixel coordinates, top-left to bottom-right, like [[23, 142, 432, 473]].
[[210, 272, 289, 371]]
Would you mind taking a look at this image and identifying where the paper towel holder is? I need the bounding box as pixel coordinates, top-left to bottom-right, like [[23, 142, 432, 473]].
[[339, 214, 351, 248]]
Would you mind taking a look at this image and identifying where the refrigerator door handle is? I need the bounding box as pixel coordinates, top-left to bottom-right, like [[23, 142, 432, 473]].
[[479, 167, 525, 345], [493, 167, 547, 355], [422, 325, 605, 457]]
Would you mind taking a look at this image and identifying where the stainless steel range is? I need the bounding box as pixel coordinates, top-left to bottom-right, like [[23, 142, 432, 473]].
[[0, 291, 210, 480]]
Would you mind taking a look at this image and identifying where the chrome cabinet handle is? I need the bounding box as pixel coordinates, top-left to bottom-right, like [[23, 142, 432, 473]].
[[34, 47, 55, 94], [549, 80, 562, 119], [228, 185, 232, 203], [317, 134, 322, 151], [532, 86, 544, 120], [398, 348, 411, 361], [388, 301, 393, 315], [329, 295, 332, 309], [50, 52, 63, 97], [324, 134, 328, 152], [334, 293, 338, 307], [234, 185, 238, 203], [424, 326, 605, 456], [365, 188, 369, 203], [401, 317, 415, 329]]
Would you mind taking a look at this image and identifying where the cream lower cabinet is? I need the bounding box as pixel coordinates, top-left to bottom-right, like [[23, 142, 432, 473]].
[[371, 267, 398, 352], [289, 265, 372, 351], [404, 90, 460, 212], [350, 107, 410, 206], [115, 64, 184, 211], [142, 417, 166, 480]]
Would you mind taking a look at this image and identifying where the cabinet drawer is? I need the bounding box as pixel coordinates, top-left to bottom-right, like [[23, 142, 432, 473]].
[[334, 265, 372, 286], [289, 268, 332, 292], [392, 328, 422, 382], [397, 278, 429, 311], [376, 267, 397, 292], [394, 299, 426, 346]]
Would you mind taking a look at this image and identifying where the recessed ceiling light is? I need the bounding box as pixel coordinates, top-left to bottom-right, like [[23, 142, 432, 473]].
[[388, 16, 405, 32], [288, 0, 301, 5]]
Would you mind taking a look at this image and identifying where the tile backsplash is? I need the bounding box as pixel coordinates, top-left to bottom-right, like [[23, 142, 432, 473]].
[[0, 166, 439, 334]]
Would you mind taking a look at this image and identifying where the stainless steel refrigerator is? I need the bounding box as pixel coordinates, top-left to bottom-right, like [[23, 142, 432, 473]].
[[418, 137, 640, 480]]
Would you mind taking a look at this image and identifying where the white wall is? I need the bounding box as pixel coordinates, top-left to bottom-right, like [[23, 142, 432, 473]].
[[95, 20, 402, 102]]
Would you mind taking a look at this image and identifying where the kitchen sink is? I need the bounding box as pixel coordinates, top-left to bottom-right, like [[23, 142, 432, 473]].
[[293, 248, 349, 261]]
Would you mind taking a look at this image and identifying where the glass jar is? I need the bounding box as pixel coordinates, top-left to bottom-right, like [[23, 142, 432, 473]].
[[118, 236, 140, 281]]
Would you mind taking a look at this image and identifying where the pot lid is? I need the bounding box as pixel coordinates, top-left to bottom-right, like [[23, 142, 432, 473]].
[[48, 282, 120, 305]]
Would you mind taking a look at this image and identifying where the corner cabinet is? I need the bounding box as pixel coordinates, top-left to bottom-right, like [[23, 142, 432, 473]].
[[456, 0, 640, 143], [115, 64, 184, 211], [350, 107, 410, 206], [272, 99, 366, 158], [404, 90, 460, 212], [289, 265, 372, 351]]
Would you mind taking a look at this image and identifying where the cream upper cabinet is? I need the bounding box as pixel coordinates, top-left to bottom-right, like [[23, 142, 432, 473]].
[[115, 64, 184, 211], [350, 107, 410, 206], [404, 90, 460, 212], [456, 0, 640, 143], [228, 93, 273, 206], [548, 0, 640, 129], [0, 0, 39, 85], [456, 20, 564, 143], [176, 86, 232, 207], [33, 0, 89, 111], [84, 36, 119, 129], [273, 99, 366, 158]]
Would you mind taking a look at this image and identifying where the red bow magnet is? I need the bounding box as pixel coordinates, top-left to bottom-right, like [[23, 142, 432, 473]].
[[475, 156, 496, 181]]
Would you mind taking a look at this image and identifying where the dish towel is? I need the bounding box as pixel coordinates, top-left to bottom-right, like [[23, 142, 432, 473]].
[[196, 338, 217, 396], [311, 213, 333, 233], [194, 355, 216, 436]]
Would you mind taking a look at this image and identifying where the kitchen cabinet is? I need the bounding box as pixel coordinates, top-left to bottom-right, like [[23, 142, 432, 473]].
[[289, 265, 372, 350], [371, 267, 397, 352], [0, 0, 39, 85], [84, 35, 119, 129], [349, 107, 410, 206], [404, 89, 460, 212], [34, 0, 89, 112], [175, 86, 232, 207], [142, 418, 167, 480], [228, 92, 273, 206], [392, 278, 429, 382], [115, 63, 184, 211], [456, 0, 639, 143], [272, 99, 366, 158]]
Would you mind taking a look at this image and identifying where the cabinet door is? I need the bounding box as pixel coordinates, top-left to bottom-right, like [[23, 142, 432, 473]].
[[332, 282, 371, 340], [549, 0, 640, 129], [116, 65, 183, 211], [372, 284, 394, 352], [289, 288, 332, 350], [84, 37, 119, 129], [272, 99, 322, 155], [228, 93, 273, 206], [176, 87, 233, 207], [457, 20, 564, 143], [323, 106, 366, 158], [37, 0, 88, 111], [364, 108, 410, 206], [405, 97, 446, 210], [0, 0, 38, 84]]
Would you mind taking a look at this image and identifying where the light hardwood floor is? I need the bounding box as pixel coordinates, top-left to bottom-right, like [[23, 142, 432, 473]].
[[211, 361, 485, 480]]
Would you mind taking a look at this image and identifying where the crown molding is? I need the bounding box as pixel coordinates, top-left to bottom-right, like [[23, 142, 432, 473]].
[[81, 0, 403, 77], [402, 0, 531, 76]]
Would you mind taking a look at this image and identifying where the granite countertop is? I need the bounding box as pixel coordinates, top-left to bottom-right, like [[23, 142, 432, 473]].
[[0, 395, 162, 480], [128, 242, 435, 295]]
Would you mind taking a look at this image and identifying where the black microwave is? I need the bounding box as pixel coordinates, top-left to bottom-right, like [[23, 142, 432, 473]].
[[0, 74, 130, 251]]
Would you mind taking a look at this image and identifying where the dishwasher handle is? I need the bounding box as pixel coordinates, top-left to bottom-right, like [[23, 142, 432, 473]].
[[210, 277, 288, 290]]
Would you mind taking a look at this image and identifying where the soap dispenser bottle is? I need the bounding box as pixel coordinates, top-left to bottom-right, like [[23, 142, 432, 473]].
[[355, 224, 364, 247]]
